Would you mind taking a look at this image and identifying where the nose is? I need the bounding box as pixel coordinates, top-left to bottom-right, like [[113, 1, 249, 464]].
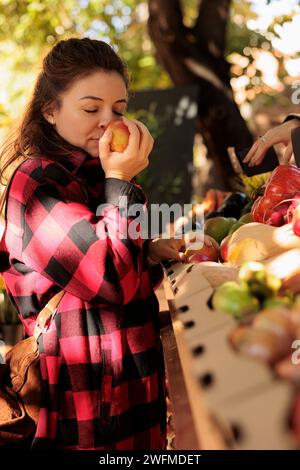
[[97, 111, 119, 130]]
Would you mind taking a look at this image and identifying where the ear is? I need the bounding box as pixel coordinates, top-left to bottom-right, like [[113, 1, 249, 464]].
[[42, 102, 57, 125]]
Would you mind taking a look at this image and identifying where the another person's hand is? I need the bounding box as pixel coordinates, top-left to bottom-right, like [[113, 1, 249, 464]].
[[243, 119, 300, 167], [147, 238, 186, 264], [99, 116, 154, 181]]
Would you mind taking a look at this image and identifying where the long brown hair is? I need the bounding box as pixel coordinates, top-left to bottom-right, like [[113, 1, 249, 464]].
[[0, 37, 129, 185]]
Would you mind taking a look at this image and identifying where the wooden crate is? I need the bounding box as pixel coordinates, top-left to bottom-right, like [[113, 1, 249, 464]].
[[161, 261, 297, 449]]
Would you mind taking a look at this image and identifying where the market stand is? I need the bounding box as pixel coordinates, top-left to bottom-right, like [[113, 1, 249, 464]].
[[158, 257, 298, 450]]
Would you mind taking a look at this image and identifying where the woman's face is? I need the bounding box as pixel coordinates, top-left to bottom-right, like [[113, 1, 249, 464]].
[[46, 70, 128, 157]]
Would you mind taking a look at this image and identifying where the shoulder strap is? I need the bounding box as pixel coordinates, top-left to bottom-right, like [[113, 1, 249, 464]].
[[33, 290, 65, 341], [0, 179, 12, 218]]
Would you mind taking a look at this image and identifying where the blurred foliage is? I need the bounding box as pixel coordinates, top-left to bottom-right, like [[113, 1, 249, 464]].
[[0, 0, 172, 141], [226, 0, 300, 126], [1, 0, 300, 150]]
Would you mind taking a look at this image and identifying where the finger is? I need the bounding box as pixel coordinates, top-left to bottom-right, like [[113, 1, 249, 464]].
[[159, 243, 182, 260], [170, 249, 182, 261], [178, 252, 187, 263], [146, 136, 154, 158], [120, 117, 140, 154], [250, 130, 280, 166], [249, 152, 268, 166], [243, 140, 259, 163], [99, 128, 113, 159], [248, 142, 271, 166], [132, 119, 149, 138], [282, 142, 293, 163], [247, 145, 268, 166]]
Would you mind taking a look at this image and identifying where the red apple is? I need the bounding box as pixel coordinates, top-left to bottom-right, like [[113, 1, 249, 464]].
[[186, 235, 219, 263], [108, 120, 130, 153]]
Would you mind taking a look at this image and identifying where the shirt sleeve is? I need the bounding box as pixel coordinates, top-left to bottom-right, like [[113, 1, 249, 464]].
[[142, 239, 164, 290], [283, 115, 300, 163], [148, 264, 164, 290], [283, 114, 300, 123], [19, 175, 147, 306]]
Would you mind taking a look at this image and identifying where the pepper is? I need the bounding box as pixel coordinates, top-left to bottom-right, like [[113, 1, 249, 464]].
[[251, 164, 300, 225]]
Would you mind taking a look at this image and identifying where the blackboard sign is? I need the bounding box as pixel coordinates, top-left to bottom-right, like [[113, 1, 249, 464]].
[[128, 84, 198, 207]]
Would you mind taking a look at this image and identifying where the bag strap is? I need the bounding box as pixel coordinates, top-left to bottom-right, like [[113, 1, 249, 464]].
[[0, 179, 12, 219], [33, 290, 65, 341]]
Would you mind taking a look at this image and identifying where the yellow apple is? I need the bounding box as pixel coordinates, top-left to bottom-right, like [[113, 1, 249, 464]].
[[108, 120, 130, 153]]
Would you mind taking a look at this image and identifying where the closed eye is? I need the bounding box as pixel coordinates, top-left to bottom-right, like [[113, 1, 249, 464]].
[[84, 110, 124, 116]]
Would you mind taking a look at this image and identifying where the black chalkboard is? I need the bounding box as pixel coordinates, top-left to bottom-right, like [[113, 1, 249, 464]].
[[128, 85, 199, 206]]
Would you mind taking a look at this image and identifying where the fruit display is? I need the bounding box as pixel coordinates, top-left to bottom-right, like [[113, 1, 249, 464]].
[[178, 191, 255, 264], [209, 260, 300, 385], [212, 262, 300, 368], [166, 165, 300, 448], [166, 255, 300, 448], [212, 262, 280, 318], [212, 280, 260, 319], [225, 222, 300, 265]]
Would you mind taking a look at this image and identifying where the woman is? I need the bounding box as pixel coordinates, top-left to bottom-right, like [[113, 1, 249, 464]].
[[0, 37, 184, 450]]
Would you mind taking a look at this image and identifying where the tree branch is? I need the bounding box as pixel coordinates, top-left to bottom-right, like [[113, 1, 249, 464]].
[[147, 0, 253, 190], [194, 0, 231, 59]]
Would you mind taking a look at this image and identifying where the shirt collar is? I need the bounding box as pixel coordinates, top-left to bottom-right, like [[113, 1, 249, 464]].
[[56, 150, 91, 175]]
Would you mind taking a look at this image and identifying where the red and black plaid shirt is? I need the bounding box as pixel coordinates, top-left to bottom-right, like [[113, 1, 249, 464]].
[[0, 151, 166, 450]]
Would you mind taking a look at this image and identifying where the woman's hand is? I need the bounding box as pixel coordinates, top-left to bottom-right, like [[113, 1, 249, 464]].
[[146, 232, 212, 264], [243, 118, 300, 167], [147, 238, 186, 264], [99, 116, 154, 181]]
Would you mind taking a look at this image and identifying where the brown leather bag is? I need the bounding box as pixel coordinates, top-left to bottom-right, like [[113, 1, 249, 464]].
[[0, 162, 65, 445], [0, 290, 65, 446]]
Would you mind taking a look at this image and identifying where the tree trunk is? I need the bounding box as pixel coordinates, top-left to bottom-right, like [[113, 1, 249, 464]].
[[147, 0, 253, 191]]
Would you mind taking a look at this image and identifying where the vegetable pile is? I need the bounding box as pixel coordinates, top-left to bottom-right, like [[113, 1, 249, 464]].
[[251, 164, 300, 227]]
